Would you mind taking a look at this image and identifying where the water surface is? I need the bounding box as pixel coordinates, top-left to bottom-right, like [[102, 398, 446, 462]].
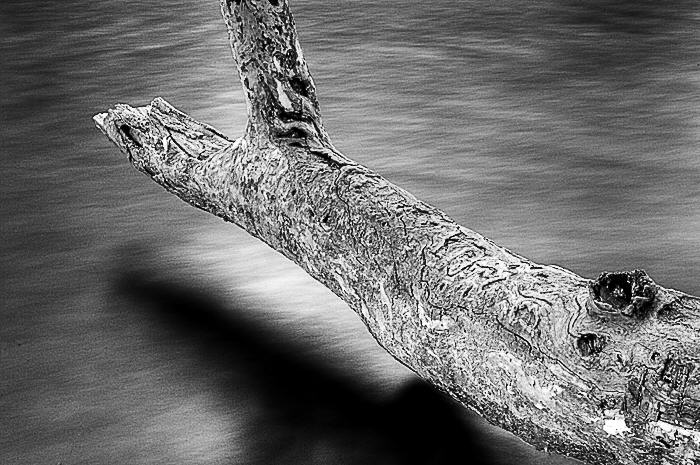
[[1, 1, 699, 463]]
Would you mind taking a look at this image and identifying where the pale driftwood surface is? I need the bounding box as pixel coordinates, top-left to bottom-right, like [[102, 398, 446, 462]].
[[94, 1, 700, 464]]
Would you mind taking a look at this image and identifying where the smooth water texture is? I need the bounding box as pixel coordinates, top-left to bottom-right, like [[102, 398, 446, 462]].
[[1, 1, 699, 464]]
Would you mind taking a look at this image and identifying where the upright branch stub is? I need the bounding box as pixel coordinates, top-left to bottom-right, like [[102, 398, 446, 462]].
[[221, 0, 330, 145]]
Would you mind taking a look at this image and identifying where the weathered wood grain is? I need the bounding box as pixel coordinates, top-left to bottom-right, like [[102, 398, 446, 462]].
[[94, 1, 699, 463]]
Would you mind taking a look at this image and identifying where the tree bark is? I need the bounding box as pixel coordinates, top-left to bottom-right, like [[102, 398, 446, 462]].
[[94, 1, 700, 464]]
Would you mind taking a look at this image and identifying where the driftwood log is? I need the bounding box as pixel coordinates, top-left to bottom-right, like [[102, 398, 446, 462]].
[[94, 1, 700, 464]]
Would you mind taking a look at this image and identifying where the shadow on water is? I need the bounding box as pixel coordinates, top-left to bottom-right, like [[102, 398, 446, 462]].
[[114, 262, 497, 464]]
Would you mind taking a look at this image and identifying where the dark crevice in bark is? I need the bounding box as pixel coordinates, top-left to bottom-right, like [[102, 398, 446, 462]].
[[577, 333, 606, 357]]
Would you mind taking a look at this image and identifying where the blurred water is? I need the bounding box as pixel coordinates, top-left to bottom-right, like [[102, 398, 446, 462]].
[[1, 0, 699, 463]]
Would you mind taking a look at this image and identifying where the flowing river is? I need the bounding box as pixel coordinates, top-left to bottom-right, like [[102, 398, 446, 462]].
[[1, 1, 699, 463]]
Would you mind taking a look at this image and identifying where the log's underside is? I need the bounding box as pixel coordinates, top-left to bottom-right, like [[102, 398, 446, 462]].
[[94, 1, 700, 464]]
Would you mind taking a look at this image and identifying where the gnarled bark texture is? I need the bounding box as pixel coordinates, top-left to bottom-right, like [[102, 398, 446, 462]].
[[94, 1, 700, 464]]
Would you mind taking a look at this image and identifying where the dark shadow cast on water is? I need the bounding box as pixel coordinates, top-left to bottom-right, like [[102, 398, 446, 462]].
[[113, 261, 499, 464]]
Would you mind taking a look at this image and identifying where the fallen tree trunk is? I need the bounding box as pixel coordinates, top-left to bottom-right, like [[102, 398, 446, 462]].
[[94, 1, 700, 464]]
